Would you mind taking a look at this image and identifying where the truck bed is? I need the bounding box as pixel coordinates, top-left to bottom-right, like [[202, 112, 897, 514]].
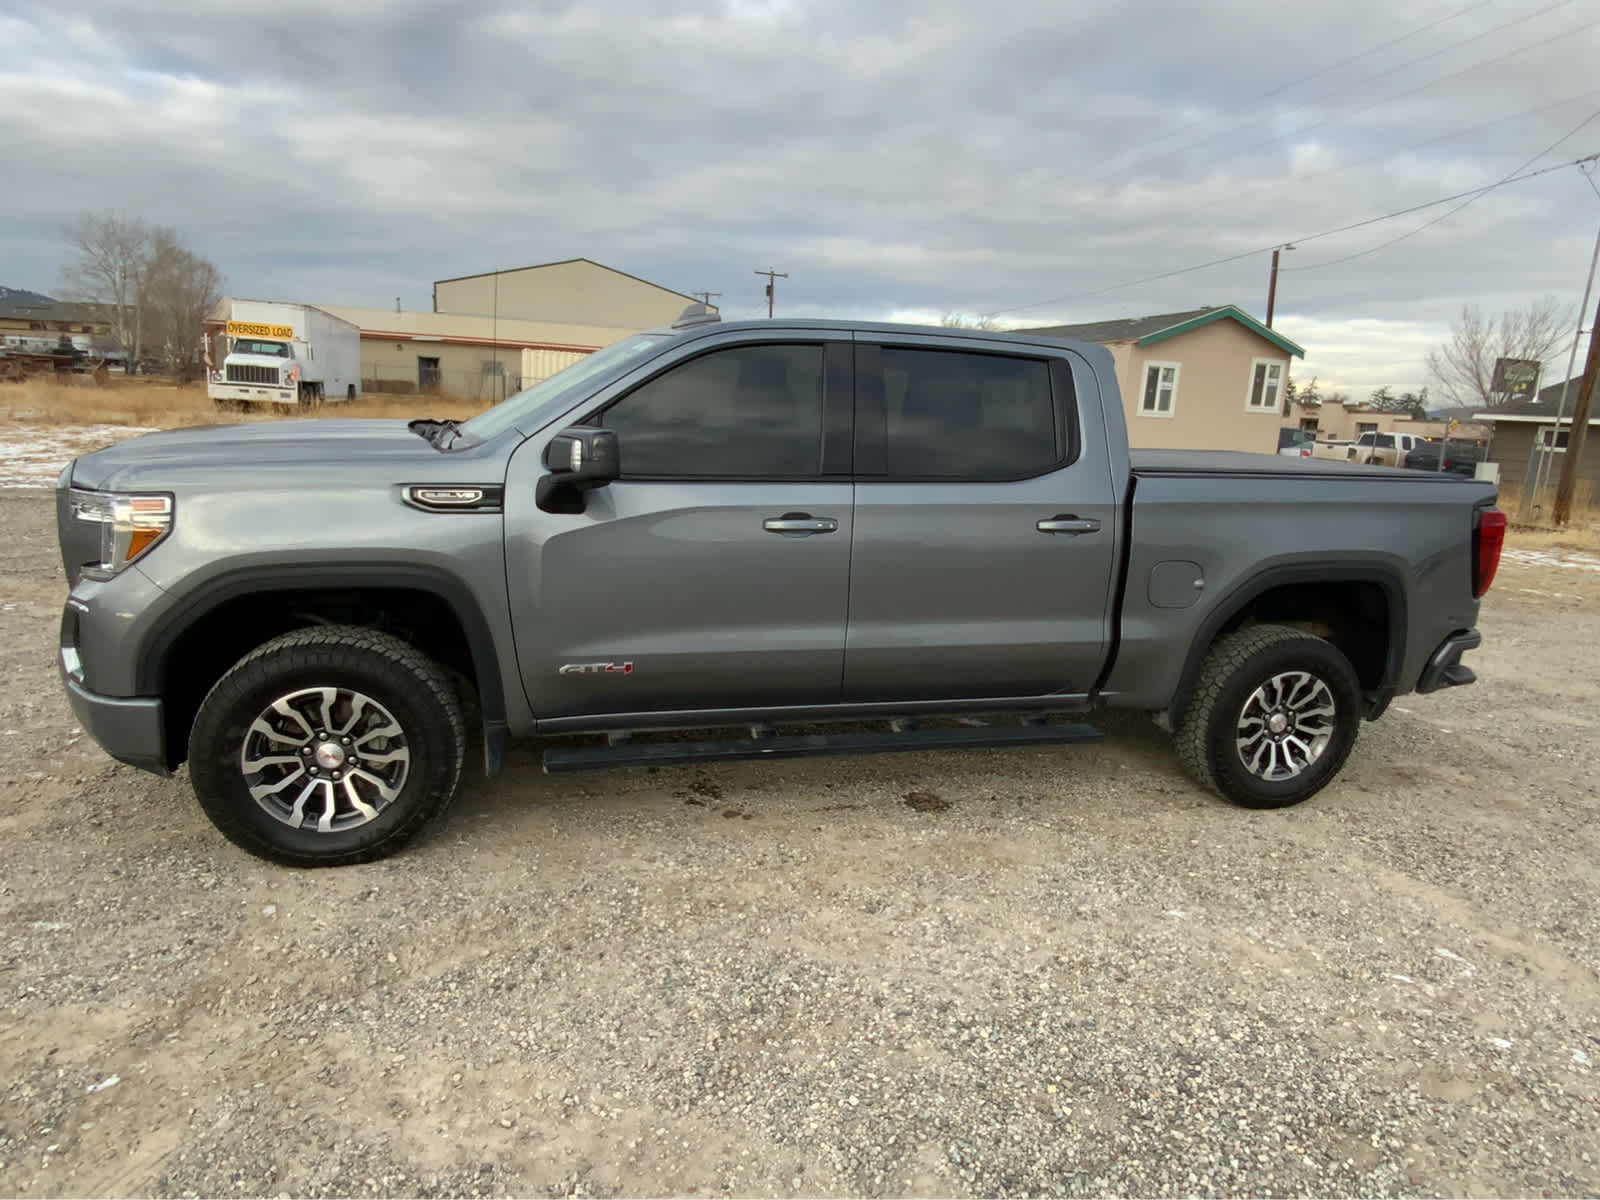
[[1129, 449, 1472, 482]]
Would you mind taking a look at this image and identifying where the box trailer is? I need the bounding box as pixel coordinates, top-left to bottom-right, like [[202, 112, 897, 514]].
[[208, 300, 361, 409]]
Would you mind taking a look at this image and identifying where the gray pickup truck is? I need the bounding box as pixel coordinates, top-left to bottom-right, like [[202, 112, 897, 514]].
[[55, 309, 1506, 866]]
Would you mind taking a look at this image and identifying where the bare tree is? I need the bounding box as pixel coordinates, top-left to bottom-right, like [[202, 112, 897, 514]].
[[940, 311, 1000, 330], [58, 213, 150, 370], [143, 228, 224, 381], [57, 214, 223, 378], [1425, 297, 1569, 409]]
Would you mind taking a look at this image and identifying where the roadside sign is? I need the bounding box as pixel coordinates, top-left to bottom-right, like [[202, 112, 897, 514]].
[[1491, 357, 1541, 401], [227, 321, 295, 339]]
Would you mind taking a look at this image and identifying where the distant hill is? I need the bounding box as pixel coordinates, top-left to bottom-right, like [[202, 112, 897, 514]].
[[0, 286, 56, 306]]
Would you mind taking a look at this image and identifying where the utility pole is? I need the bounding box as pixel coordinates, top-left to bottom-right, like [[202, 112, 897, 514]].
[[1552, 292, 1600, 526], [754, 268, 788, 318], [1528, 218, 1600, 503], [691, 291, 721, 307], [1265, 244, 1294, 328]]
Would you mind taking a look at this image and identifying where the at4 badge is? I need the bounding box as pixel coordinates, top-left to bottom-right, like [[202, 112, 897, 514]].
[[558, 661, 635, 676]]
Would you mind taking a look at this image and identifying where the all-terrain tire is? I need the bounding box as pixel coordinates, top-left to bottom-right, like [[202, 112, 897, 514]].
[[189, 625, 465, 866], [1174, 623, 1362, 809]]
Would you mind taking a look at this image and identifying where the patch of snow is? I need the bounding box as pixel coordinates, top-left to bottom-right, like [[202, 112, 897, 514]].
[[1501, 548, 1600, 573], [0, 424, 158, 488]]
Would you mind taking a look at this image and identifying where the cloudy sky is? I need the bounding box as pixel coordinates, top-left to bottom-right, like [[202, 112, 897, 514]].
[[4, 0, 1598, 396]]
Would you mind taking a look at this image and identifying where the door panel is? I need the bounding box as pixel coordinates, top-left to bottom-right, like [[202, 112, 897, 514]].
[[843, 476, 1117, 700], [842, 339, 1119, 702], [505, 479, 853, 717], [503, 334, 855, 721]]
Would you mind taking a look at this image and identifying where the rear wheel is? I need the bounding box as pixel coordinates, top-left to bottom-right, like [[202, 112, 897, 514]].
[[1174, 624, 1361, 809], [189, 626, 465, 866]]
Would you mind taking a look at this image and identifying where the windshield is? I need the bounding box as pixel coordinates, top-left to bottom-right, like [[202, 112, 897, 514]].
[[456, 333, 675, 443], [232, 339, 289, 357]]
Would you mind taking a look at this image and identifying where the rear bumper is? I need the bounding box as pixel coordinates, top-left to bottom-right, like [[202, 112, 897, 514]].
[[60, 613, 168, 775], [1415, 628, 1481, 694]]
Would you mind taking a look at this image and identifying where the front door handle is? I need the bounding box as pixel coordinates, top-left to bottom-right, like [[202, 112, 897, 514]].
[[1037, 514, 1101, 535], [764, 513, 839, 535]]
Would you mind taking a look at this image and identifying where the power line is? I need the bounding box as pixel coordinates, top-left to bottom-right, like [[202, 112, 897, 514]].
[[989, 152, 1599, 315], [1083, 0, 1495, 181], [1286, 107, 1600, 270], [1071, 0, 1582, 192], [1582, 161, 1600, 204], [1017, 88, 1600, 278], [1254, 0, 1494, 103], [1255, 11, 1592, 160]]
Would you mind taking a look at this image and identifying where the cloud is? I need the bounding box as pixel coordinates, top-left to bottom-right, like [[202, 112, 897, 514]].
[[4, 0, 1598, 394]]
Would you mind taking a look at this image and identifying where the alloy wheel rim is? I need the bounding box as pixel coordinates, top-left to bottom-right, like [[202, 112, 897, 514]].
[[1235, 670, 1337, 782], [239, 686, 411, 832]]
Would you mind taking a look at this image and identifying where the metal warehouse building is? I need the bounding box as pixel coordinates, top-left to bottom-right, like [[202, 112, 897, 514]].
[[328, 258, 712, 402]]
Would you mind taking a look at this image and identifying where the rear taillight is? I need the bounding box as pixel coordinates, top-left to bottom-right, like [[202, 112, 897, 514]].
[[1473, 507, 1506, 598], [1299, 447, 1311, 457]]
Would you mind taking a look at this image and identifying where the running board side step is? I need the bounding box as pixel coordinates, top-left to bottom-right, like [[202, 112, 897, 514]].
[[542, 722, 1103, 773]]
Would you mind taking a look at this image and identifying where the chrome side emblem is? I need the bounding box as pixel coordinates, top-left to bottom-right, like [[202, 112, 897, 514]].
[[413, 487, 483, 505], [559, 661, 634, 676], [401, 485, 503, 513]]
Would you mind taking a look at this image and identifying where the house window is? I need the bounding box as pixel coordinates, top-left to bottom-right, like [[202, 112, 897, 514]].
[[1247, 358, 1285, 411], [1356, 421, 1379, 436], [1537, 427, 1570, 451], [1141, 362, 1179, 417]]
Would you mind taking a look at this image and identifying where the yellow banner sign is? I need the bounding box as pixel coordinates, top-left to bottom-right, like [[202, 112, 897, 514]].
[[227, 321, 295, 339]]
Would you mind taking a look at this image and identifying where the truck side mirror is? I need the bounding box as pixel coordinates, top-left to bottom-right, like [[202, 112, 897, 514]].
[[538, 427, 620, 513]]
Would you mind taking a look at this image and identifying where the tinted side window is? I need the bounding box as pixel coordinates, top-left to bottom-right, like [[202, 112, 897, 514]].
[[599, 344, 824, 477], [878, 348, 1059, 479]]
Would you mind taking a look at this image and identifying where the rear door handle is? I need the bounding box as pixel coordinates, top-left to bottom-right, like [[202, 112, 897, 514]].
[[764, 513, 839, 535], [1037, 515, 1101, 535]]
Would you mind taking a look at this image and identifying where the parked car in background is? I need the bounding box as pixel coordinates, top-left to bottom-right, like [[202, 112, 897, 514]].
[[1405, 441, 1486, 476], [1348, 431, 1430, 467], [1277, 428, 1315, 458], [1311, 438, 1355, 461]]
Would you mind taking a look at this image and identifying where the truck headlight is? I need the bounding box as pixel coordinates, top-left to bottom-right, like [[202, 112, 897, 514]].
[[69, 489, 173, 578]]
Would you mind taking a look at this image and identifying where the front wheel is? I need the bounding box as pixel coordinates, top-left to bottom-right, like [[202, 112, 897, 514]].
[[189, 626, 465, 866], [1174, 624, 1362, 809]]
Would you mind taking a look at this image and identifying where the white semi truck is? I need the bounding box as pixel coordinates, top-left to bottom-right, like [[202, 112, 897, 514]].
[[208, 300, 361, 410]]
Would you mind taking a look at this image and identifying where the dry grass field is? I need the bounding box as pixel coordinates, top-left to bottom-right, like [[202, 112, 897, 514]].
[[0, 378, 486, 430]]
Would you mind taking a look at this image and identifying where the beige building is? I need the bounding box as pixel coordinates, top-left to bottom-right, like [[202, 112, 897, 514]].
[[1475, 378, 1600, 498], [317, 305, 639, 402], [1285, 398, 1489, 445], [1020, 306, 1304, 454], [432, 258, 711, 330]]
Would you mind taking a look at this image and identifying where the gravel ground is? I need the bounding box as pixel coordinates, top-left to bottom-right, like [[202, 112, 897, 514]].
[[1, 485, 1597, 1198]]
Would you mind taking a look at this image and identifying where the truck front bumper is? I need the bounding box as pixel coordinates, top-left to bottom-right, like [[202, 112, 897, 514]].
[[60, 607, 169, 775], [209, 383, 296, 406], [1415, 628, 1481, 694]]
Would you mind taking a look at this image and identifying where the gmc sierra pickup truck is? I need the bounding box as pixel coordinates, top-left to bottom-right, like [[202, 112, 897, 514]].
[[56, 308, 1506, 866]]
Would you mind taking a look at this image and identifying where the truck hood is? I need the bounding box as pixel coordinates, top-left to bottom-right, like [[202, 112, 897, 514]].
[[68, 419, 465, 492], [223, 353, 291, 368]]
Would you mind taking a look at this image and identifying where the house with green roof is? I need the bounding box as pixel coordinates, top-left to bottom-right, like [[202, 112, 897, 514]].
[[1020, 305, 1305, 455]]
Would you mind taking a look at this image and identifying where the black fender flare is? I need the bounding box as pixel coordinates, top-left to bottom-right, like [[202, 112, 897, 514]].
[[134, 563, 509, 775], [1166, 563, 1408, 725]]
